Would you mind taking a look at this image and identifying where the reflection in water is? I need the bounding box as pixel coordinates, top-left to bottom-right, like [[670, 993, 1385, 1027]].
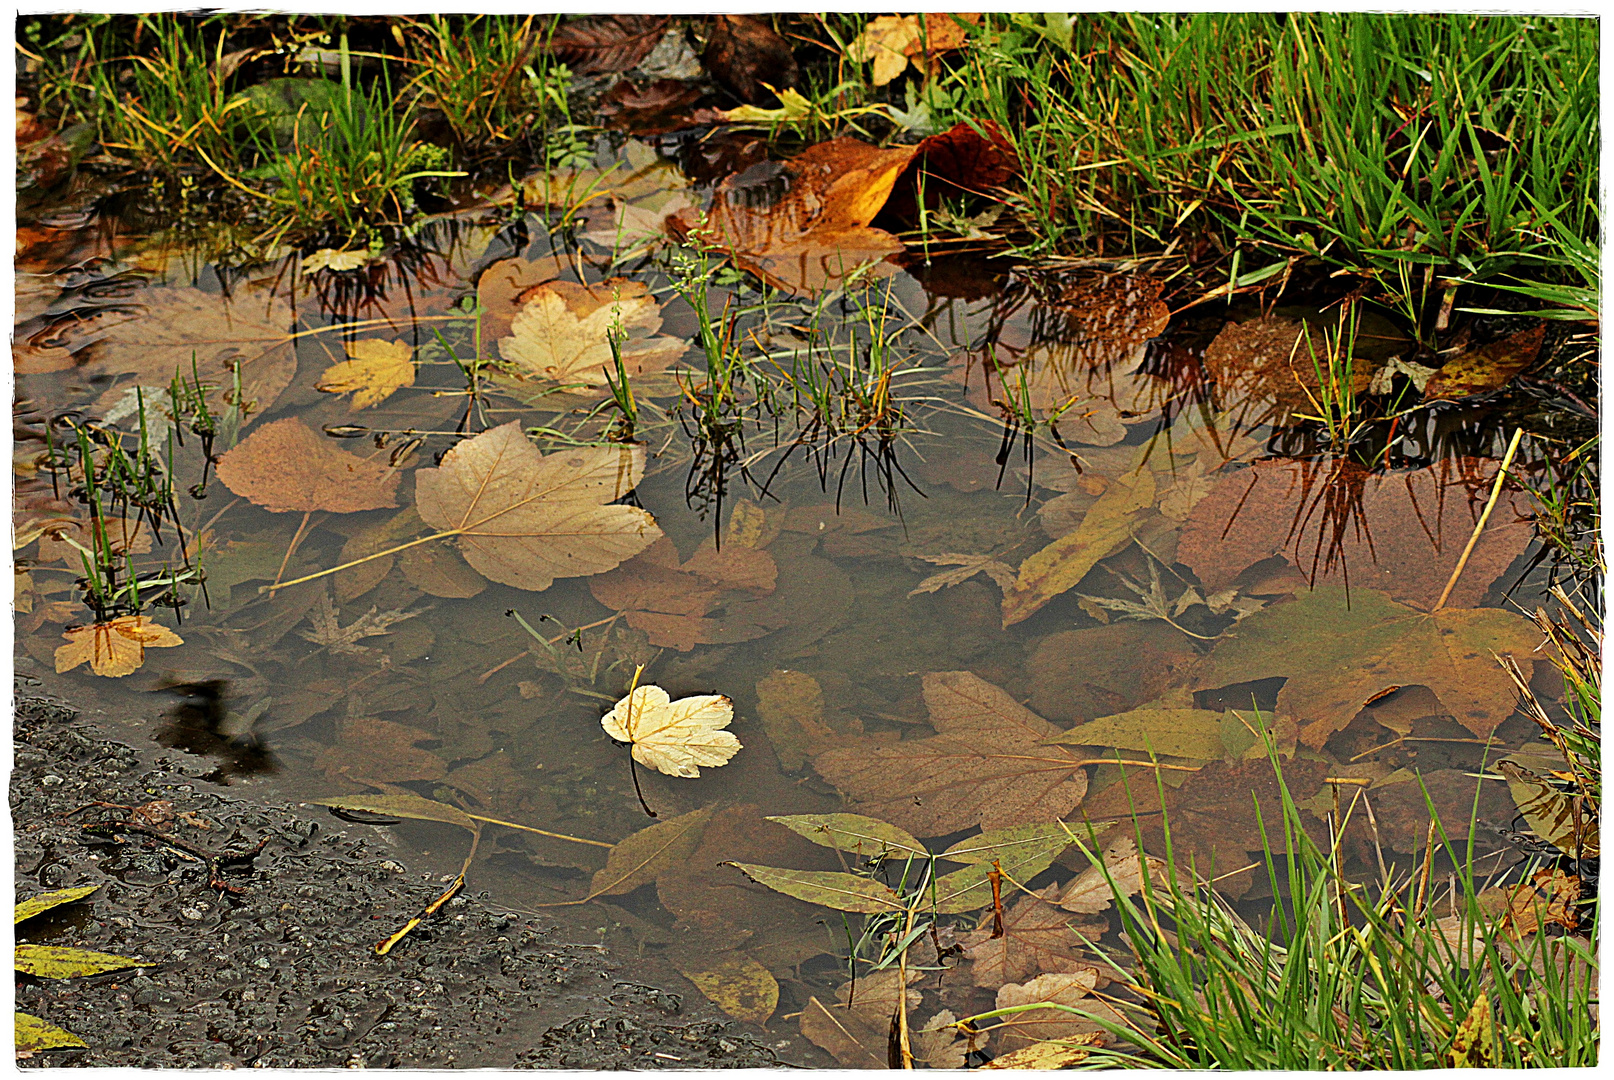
[[152, 678, 277, 783]]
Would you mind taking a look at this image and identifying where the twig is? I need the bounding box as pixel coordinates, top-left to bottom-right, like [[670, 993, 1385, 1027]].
[[1432, 427, 1524, 612]]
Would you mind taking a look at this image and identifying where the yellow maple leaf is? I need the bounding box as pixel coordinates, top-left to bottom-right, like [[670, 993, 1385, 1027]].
[[54, 616, 183, 678], [300, 248, 371, 273], [601, 684, 740, 778], [315, 339, 416, 410], [846, 15, 919, 86], [497, 280, 686, 388]]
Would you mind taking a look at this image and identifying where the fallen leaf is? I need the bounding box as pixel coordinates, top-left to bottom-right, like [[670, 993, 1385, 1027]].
[[979, 1036, 1102, 1069], [1002, 465, 1156, 627], [991, 970, 1127, 1050], [587, 805, 716, 899], [314, 717, 447, 783], [813, 671, 1090, 836], [413, 421, 660, 591], [34, 515, 151, 564], [474, 254, 573, 345], [1055, 836, 1164, 915], [1496, 759, 1599, 858], [846, 14, 978, 86], [912, 1009, 973, 1069], [764, 812, 927, 860], [1500, 868, 1582, 936], [909, 552, 1018, 597], [932, 824, 1074, 913], [315, 338, 416, 410], [75, 285, 298, 423], [601, 683, 740, 778], [754, 670, 840, 771], [1424, 325, 1544, 401], [726, 863, 905, 913], [54, 616, 183, 678], [597, 79, 707, 135], [1202, 585, 1541, 742], [544, 15, 670, 75], [1046, 708, 1229, 760], [306, 791, 478, 834], [703, 14, 799, 104], [298, 591, 422, 656], [1027, 622, 1200, 723], [961, 885, 1103, 987], [1176, 457, 1533, 611], [1448, 993, 1495, 1067], [589, 536, 779, 651], [397, 543, 486, 599], [15, 1011, 87, 1052], [799, 969, 922, 1068], [300, 248, 370, 273], [1200, 314, 1374, 421], [672, 950, 779, 1026], [215, 417, 400, 514], [677, 137, 917, 295], [15, 885, 102, 925], [14, 945, 144, 978], [498, 278, 687, 390]]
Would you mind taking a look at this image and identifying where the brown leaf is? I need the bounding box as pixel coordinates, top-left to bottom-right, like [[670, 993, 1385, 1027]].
[[1177, 457, 1533, 611], [54, 615, 183, 678], [676, 137, 917, 295], [314, 716, 447, 783], [1056, 836, 1164, 916], [812, 671, 1090, 836], [497, 278, 687, 390], [799, 969, 922, 1068], [1424, 325, 1544, 401], [398, 543, 486, 599], [754, 669, 840, 771], [991, 970, 1127, 1050], [34, 516, 152, 564], [961, 885, 1104, 987], [887, 117, 1019, 221], [908, 553, 1018, 597], [1025, 621, 1199, 722], [215, 417, 401, 514], [413, 422, 660, 592], [474, 254, 572, 345], [544, 15, 670, 75], [588, 536, 780, 651], [703, 15, 799, 105], [598, 79, 706, 135], [298, 591, 422, 656], [1200, 315, 1374, 421]]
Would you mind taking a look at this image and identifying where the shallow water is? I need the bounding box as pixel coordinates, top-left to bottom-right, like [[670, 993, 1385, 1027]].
[[14, 135, 1571, 1051]]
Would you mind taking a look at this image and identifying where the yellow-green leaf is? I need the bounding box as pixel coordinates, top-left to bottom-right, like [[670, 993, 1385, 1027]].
[[1045, 708, 1228, 759], [671, 950, 779, 1026], [766, 813, 927, 859], [978, 1035, 1102, 1069], [588, 806, 715, 899], [1496, 760, 1599, 857], [930, 825, 1074, 914], [15, 885, 101, 925], [307, 791, 478, 834], [725, 863, 906, 913], [15, 1011, 87, 1052], [15, 944, 143, 978], [1448, 992, 1495, 1067]]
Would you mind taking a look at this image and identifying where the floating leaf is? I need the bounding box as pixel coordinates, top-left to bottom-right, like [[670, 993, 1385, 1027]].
[[15, 1012, 87, 1052], [799, 969, 921, 1068], [725, 863, 905, 913], [315, 338, 416, 410], [54, 616, 182, 678], [300, 248, 370, 273], [397, 543, 486, 599], [544, 15, 669, 75], [1424, 325, 1544, 401], [413, 421, 660, 591], [960, 885, 1103, 988], [1046, 708, 1229, 760], [1177, 457, 1532, 611], [1202, 585, 1541, 743], [672, 950, 779, 1026], [498, 278, 687, 391], [588, 806, 715, 900], [15, 945, 143, 978], [602, 684, 740, 779], [475, 254, 573, 344], [1496, 760, 1599, 857], [1001, 466, 1155, 627], [15, 885, 101, 924], [911, 1010, 973, 1069], [216, 417, 400, 514], [812, 671, 1090, 836], [766, 813, 927, 859]]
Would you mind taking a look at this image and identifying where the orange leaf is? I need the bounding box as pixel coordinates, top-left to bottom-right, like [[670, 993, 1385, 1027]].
[[214, 417, 401, 514], [55, 616, 183, 678]]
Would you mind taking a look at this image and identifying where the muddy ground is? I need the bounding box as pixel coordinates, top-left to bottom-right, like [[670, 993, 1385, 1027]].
[[12, 691, 794, 1068]]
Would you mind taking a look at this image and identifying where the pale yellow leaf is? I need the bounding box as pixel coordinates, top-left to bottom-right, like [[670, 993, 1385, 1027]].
[[315, 339, 416, 410], [601, 684, 740, 778]]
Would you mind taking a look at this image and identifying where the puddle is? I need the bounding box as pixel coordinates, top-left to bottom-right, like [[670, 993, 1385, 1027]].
[[13, 130, 1586, 1064]]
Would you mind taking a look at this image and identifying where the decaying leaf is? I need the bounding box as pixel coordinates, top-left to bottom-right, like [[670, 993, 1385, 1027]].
[[960, 885, 1104, 988], [306, 791, 478, 834], [215, 417, 401, 514], [703, 14, 800, 105], [588, 805, 716, 900], [543, 15, 669, 75], [589, 536, 781, 650], [1496, 759, 1599, 858], [1203, 585, 1541, 743], [676, 136, 916, 295], [979, 1036, 1103, 1069], [413, 422, 660, 591], [315, 338, 416, 410], [601, 684, 740, 778], [991, 970, 1127, 1050], [1448, 993, 1496, 1067], [1047, 708, 1229, 760], [845, 14, 978, 86], [15, 885, 101, 924], [754, 670, 840, 771], [313, 717, 447, 784], [812, 671, 1090, 836], [765, 812, 927, 860], [1177, 457, 1533, 611], [298, 591, 422, 656], [672, 950, 779, 1026], [55, 616, 183, 678], [14, 945, 144, 979], [1002, 466, 1155, 627], [1056, 836, 1164, 915], [1028, 621, 1202, 723], [300, 248, 370, 273], [474, 254, 573, 345], [498, 278, 687, 390], [911, 1009, 974, 1069], [15, 1011, 88, 1052], [799, 969, 922, 1068], [1200, 315, 1374, 421], [1424, 325, 1544, 401], [726, 863, 905, 913], [908, 552, 1018, 597], [932, 823, 1074, 913]]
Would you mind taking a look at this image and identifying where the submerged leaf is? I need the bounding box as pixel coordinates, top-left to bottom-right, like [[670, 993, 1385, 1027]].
[[15, 944, 143, 978], [413, 422, 660, 591], [799, 969, 921, 1068], [960, 885, 1103, 988], [588, 805, 715, 899], [215, 417, 401, 514], [498, 278, 687, 391], [672, 951, 779, 1026], [1496, 759, 1599, 857], [765, 813, 927, 859], [992, 970, 1127, 1050], [1047, 708, 1229, 760], [306, 791, 478, 834], [55, 616, 183, 678], [979, 1037, 1102, 1069], [1055, 836, 1165, 915], [725, 863, 905, 913]]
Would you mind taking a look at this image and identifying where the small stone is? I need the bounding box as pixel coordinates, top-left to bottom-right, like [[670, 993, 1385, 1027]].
[[40, 774, 63, 786], [181, 907, 205, 921], [377, 860, 405, 874], [253, 957, 271, 968]]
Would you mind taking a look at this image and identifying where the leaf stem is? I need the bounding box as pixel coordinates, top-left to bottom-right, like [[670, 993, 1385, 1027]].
[[1432, 427, 1524, 612], [259, 529, 457, 593]]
